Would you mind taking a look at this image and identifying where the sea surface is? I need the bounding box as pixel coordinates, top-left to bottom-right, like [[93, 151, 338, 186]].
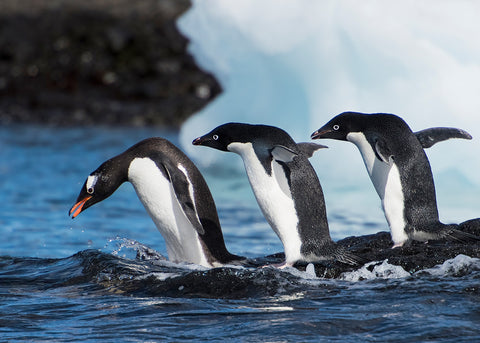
[[1, 125, 480, 342]]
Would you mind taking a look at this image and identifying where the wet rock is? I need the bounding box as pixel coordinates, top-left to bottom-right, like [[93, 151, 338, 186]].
[[0, 0, 221, 128], [299, 219, 480, 278]]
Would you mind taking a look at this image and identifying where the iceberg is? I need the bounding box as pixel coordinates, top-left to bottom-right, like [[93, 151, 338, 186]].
[[178, 1, 480, 223]]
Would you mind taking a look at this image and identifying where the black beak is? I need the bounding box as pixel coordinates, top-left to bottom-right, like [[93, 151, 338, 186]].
[[192, 136, 204, 145], [311, 129, 332, 140]]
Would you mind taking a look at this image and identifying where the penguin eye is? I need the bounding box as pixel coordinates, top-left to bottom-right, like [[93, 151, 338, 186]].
[[333, 124, 340, 131], [213, 134, 219, 141], [87, 187, 94, 194]]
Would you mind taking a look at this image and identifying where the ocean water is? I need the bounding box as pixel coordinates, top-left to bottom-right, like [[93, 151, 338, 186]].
[[1, 125, 480, 342]]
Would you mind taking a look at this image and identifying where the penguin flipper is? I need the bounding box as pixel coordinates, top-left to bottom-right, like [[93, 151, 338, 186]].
[[297, 142, 328, 158], [271, 145, 298, 163], [160, 161, 205, 235], [374, 138, 394, 164], [414, 127, 472, 149]]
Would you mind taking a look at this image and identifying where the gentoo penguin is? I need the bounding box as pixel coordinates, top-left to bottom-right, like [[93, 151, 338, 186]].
[[69, 137, 242, 267], [193, 123, 361, 268], [311, 112, 476, 247]]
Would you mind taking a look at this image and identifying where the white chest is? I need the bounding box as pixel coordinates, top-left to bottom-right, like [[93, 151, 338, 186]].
[[127, 158, 209, 266], [227, 142, 302, 263], [347, 133, 408, 245]]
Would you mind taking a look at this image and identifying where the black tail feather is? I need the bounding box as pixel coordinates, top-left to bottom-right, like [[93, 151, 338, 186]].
[[446, 227, 480, 243], [335, 246, 368, 266]]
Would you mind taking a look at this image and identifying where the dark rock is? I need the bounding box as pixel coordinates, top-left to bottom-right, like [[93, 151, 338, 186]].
[[300, 219, 480, 278], [0, 0, 221, 128], [71, 221, 480, 299]]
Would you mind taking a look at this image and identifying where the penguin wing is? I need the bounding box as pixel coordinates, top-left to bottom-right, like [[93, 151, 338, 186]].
[[161, 161, 205, 235], [414, 127, 472, 148], [374, 138, 394, 165], [271, 145, 298, 163], [297, 142, 328, 158], [270, 145, 298, 197]]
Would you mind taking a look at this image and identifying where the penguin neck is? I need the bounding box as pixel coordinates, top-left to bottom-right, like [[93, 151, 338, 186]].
[[347, 132, 390, 198], [347, 132, 409, 246], [228, 142, 303, 264], [127, 157, 211, 267]]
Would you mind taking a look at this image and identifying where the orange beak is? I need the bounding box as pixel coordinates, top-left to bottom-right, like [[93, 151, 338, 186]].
[[69, 196, 92, 218]]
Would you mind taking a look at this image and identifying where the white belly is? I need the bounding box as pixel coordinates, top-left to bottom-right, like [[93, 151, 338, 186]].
[[228, 142, 302, 263], [347, 133, 408, 245], [128, 158, 209, 266]]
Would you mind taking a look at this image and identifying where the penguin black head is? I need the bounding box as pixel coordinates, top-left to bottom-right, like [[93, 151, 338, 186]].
[[69, 159, 127, 218], [192, 122, 241, 151], [310, 112, 367, 141], [192, 122, 297, 151]]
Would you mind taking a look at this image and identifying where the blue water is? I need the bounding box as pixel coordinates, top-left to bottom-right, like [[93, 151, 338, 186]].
[[1, 125, 480, 342]]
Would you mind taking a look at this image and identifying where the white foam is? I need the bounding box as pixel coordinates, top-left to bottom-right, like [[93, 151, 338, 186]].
[[341, 260, 411, 282], [419, 254, 480, 277], [305, 263, 316, 278]]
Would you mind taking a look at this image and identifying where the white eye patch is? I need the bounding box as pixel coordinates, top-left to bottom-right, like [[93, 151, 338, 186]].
[[86, 175, 98, 193]]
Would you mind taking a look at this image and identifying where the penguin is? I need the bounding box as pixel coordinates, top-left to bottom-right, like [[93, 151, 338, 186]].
[[192, 123, 361, 268], [69, 137, 242, 267], [311, 111, 477, 247]]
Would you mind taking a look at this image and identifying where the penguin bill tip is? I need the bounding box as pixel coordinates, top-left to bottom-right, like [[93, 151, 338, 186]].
[[192, 137, 203, 145], [311, 129, 331, 140], [69, 196, 92, 219]]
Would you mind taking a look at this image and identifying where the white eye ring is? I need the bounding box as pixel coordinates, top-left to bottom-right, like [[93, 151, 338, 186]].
[[87, 187, 94, 194], [333, 124, 340, 131], [213, 134, 219, 140]]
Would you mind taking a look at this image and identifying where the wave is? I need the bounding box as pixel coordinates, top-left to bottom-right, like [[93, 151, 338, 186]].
[[2, 240, 480, 299]]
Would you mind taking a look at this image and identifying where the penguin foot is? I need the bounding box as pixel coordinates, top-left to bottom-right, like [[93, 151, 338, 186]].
[[261, 261, 293, 269], [391, 242, 405, 249]]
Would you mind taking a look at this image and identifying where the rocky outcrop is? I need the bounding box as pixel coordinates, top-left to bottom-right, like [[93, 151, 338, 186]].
[[294, 219, 480, 278], [0, 0, 221, 127]]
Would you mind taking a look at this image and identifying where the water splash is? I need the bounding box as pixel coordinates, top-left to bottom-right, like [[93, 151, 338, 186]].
[[341, 260, 411, 281], [103, 237, 167, 261], [420, 254, 480, 277]]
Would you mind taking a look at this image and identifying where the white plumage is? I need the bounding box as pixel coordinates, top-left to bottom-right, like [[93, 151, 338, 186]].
[[347, 132, 408, 246], [227, 142, 303, 264], [127, 157, 209, 266]]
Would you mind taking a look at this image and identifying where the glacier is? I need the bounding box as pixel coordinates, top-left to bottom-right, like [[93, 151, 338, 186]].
[[177, 1, 480, 225]]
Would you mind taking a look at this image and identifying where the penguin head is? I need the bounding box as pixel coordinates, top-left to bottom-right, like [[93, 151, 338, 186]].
[[311, 112, 366, 141], [193, 122, 294, 151], [70, 159, 127, 218], [192, 123, 239, 151]]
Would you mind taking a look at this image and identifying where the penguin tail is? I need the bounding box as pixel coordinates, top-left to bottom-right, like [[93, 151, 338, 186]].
[[412, 222, 480, 244], [457, 218, 480, 237], [335, 247, 367, 267], [444, 227, 480, 244]]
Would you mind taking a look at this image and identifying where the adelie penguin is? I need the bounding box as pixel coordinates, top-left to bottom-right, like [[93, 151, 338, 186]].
[[69, 137, 242, 267], [311, 111, 479, 247], [193, 123, 362, 268]]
